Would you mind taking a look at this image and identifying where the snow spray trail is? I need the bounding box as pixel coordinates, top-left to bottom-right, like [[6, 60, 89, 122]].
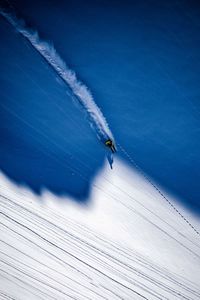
[[0, 7, 114, 144]]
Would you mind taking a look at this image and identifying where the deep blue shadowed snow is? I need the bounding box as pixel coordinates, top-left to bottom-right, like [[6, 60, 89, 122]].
[[0, 0, 200, 211]]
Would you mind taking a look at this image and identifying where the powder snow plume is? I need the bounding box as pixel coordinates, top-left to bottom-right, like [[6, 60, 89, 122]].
[[0, 7, 114, 144]]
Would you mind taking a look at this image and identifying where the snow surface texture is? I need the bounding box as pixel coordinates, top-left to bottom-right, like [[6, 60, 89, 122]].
[[1, 2, 200, 299], [0, 8, 113, 143], [0, 159, 200, 300]]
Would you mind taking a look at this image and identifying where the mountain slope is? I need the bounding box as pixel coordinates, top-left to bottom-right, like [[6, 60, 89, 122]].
[[0, 159, 200, 299]]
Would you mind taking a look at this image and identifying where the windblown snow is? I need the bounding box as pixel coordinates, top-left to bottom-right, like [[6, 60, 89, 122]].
[[0, 8, 113, 143], [0, 159, 200, 300]]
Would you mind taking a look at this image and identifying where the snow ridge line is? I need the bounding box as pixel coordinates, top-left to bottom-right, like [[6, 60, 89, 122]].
[[0, 7, 113, 143], [117, 143, 200, 238]]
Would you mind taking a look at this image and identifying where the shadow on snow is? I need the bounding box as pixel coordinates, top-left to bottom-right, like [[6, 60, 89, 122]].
[[1, 0, 200, 213]]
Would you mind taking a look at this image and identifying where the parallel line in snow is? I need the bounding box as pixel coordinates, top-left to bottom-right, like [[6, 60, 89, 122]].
[[0, 211, 149, 299], [1, 194, 200, 299]]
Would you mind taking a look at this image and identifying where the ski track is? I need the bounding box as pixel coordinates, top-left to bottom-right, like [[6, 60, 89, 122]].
[[0, 4, 200, 300], [0, 7, 114, 143], [0, 167, 200, 300]]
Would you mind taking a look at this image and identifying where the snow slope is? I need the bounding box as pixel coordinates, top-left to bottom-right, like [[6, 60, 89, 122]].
[[0, 9, 113, 144], [0, 158, 200, 300], [1, 1, 200, 299]]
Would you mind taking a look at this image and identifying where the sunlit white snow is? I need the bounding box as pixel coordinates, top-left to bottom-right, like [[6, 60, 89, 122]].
[[0, 158, 200, 300]]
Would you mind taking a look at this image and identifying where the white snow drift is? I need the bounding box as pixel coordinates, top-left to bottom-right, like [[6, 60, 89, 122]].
[[0, 158, 200, 300]]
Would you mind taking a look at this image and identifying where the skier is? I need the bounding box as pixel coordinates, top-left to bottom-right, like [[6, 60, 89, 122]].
[[105, 139, 116, 153]]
